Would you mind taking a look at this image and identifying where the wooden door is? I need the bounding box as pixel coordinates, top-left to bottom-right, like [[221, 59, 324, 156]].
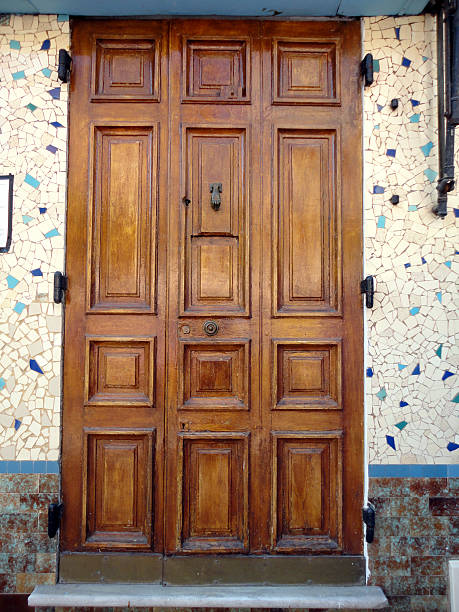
[[62, 18, 363, 561]]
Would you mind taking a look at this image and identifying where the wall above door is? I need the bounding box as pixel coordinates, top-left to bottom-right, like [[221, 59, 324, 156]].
[[6, 0, 429, 17]]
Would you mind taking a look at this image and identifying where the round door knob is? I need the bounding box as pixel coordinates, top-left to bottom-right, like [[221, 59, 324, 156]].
[[203, 320, 219, 336]]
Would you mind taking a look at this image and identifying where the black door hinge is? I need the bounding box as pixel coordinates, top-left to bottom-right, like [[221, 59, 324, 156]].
[[53, 271, 68, 304], [48, 502, 64, 538], [360, 275, 375, 308], [361, 53, 374, 87], [58, 49, 72, 83], [362, 502, 375, 543]]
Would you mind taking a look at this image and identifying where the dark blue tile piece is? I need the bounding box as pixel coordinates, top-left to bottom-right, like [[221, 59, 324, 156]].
[[31, 268, 43, 277], [454, 208, 459, 218], [386, 435, 396, 450], [402, 57, 411, 67], [373, 185, 385, 194], [412, 363, 420, 375], [377, 104, 384, 112], [442, 370, 454, 381], [400, 401, 409, 407], [411, 99, 420, 106], [39, 207, 47, 214], [48, 87, 61, 100], [41, 39, 50, 50], [386, 149, 396, 157], [51, 121, 63, 128], [46, 145, 57, 154], [14, 419, 21, 430], [447, 442, 459, 452], [395, 27, 400, 39], [421, 257, 427, 264], [20, 461, 34, 473], [30, 359, 44, 374], [366, 367, 374, 377], [404, 263, 411, 268]]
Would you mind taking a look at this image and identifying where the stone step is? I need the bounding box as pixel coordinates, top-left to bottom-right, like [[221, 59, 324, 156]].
[[29, 584, 388, 609]]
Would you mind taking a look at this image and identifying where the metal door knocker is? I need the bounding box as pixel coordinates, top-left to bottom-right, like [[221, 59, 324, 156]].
[[203, 320, 219, 336], [210, 183, 222, 211]]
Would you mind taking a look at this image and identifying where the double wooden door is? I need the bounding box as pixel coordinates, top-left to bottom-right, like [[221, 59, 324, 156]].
[[62, 18, 363, 559]]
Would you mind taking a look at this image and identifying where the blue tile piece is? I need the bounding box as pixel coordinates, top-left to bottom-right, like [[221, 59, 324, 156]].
[[41, 39, 50, 50], [31, 268, 43, 276], [34, 462, 46, 474], [366, 367, 374, 378], [0, 462, 7, 473], [51, 121, 64, 128], [44, 229, 59, 238], [22, 215, 33, 224], [421, 257, 427, 264], [435, 344, 443, 358], [454, 208, 459, 218], [368, 464, 459, 478], [436, 291, 442, 303], [412, 363, 420, 375], [377, 215, 386, 229], [0, 378, 5, 390], [373, 59, 380, 72], [376, 387, 387, 400], [421, 141, 434, 157], [14, 419, 21, 431], [402, 57, 411, 67], [404, 263, 411, 268], [424, 168, 437, 183], [377, 104, 384, 112], [400, 400, 408, 407], [12, 70, 25, 80], [397, 364, 407, 370], [10, 40, 21, 50], [395, 27, 400, 39], [386, 435, 396, 450], [42, 68, 52, 78], [447, 442, 459, 451], [373, 185, 385, 194], [46, 461, 60, 473], [409, 306, 420, 315], [444, 260, 452, 268], [374, 124, 380, 130], [24, 174, 40, 189], [13, 302, 26, 314], [410, 113, 420, 123], [46, 145, 57, 154], [48, 87, 61, 100], [395, 421, 407, 431], [386, 148, 396, 157], [6, 275, 19, 289], [20, 461, 34, 473], [408, 205, 417, 211], [39, 207, 47, 214], [7, 460, 20, 473], [411, 99, 420, 106], [442, 370, 454, 381], [29, 359, 44, 374]]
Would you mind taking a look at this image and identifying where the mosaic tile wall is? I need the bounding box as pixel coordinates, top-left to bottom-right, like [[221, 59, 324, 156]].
[[0, 14, 68, 462], [364, 15, 459, 465]]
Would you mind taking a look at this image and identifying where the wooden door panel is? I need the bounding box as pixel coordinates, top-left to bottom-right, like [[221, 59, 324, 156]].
[[274, 128, 340, 316], [88, 125, 157, 313], [272, 432, 342, 552], [273, 340, 342, 410], [178, 433, 249, 552], [182, 127, 248, 315], [272, 39, 340, 105], [85, 336, 155, 406], [83, 429, 154, 548], [183, 38, 250, 103]]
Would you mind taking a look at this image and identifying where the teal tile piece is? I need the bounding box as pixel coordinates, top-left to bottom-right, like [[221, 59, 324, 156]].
[[12, 70, 25, 80], [376, 387, 387, 400], [436, 291, 442, 303], [24, 174, 40, 189], [13, 302, 26, 314], [422, 56, 428, 62], [421, 141, 434, 157], [58, 14, 69, 21], [373, 59, 380, 72], [435, 344, 443, 358], [410, 113, 420, 123], [409, 306, 420, 315], [10, 40, 20, 50], [397, 364, 407, 370], [444, 260, 452, 268], [0, 378, 5, 390], [377, 215, 386, 229], [395, 421, 408, 431], [42, 68, 52, 78], [22, 215, 33, 224], [424, 168, 437, 182], [6, 275, 19, 289], [26, 103, 37, 112], [44, 228, 59, 238], [408, 205, 417, 211], [452, 393, 459, 403]]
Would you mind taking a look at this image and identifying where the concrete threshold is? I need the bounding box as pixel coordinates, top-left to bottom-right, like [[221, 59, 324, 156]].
[[29, 584, 388, 609]]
